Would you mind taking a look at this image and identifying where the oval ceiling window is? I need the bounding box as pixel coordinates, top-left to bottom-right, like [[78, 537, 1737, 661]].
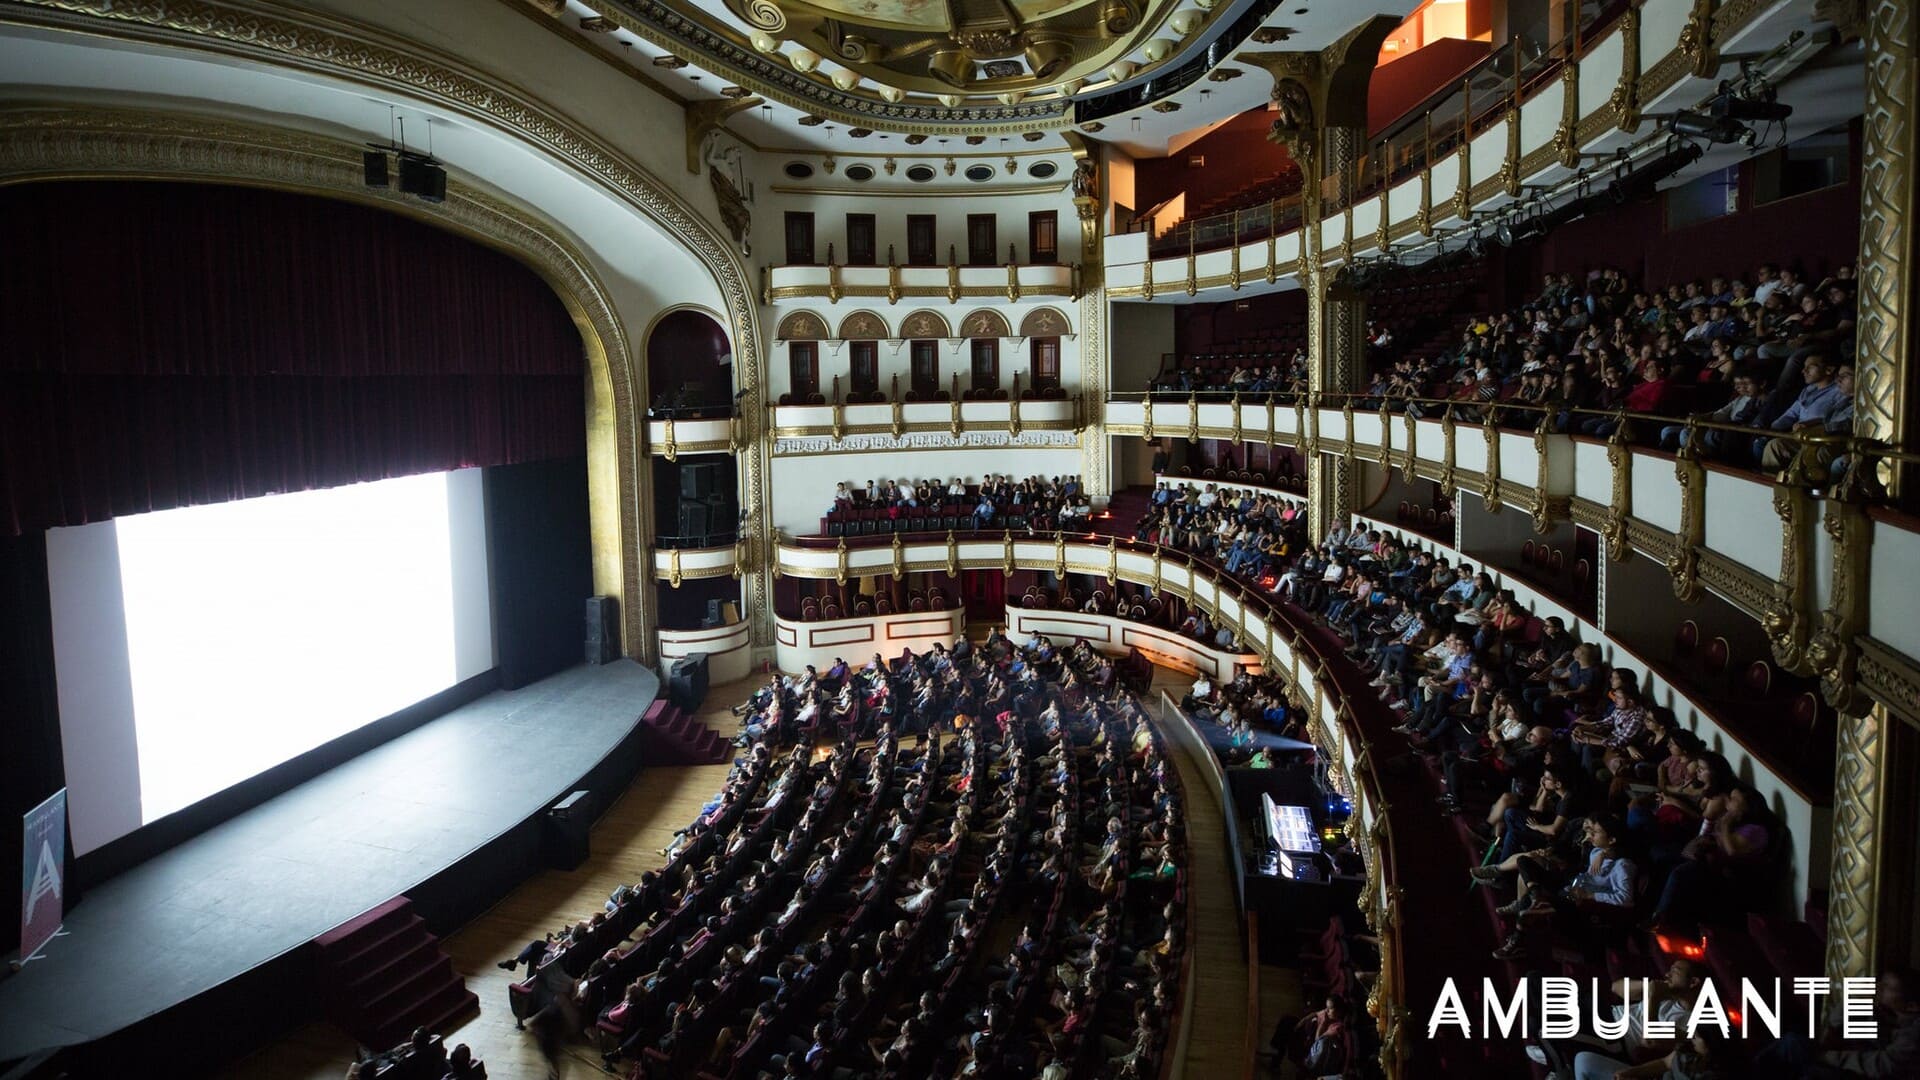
[[965, 164, 995, 183], [783, 161, 814, 179], [844, 163, 876, 182], [1030, 161, 1059, 179], [905, 164, 937, 183]]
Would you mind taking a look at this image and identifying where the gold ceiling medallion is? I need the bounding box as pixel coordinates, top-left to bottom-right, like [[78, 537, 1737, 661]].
[[718, 0, 1183, 98], [904, 133, 927, 144], [966, 135, 987, 145], [1022, 131, 1045, 141], [847, 127, 872, 137]]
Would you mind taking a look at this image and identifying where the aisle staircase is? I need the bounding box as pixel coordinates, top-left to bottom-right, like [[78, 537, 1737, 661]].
[[639, 699, 733, 765], [1099, 485, 1155, 538], [314, 897, 476, 1051]]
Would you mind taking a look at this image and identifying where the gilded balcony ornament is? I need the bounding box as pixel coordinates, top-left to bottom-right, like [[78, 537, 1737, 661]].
[[1417, 114, 1434, 237], [1141, 392, 1155, 441], [1375, 179, 1391, 253], [1186, 392, 1200, 441], [1009, 379, 1023, 437], [1812, 497, 1871, 712], [1002, 530, 1016, 576], [1229, 223, 1242, 291], [1106, 537, 1119, 586], [1296, 397, 1310, 456], [1678, 0, 1720, 80], [950, 390, 963, 438], [760, 264, 772, 305], [1378, 402, 1392, 466], [1481, 408, 1504, 512], [1304, 392, 1321, 456], [1531, 411, 1556, 533], [940, 530, 957, 579], [1184, 233, 1198, 297], [1232, 392, 1245, 445], [891, 532, 906, 579], [830, 384, 845, 440], [886, 262, 902, 305], [668, 546, 684, 589], [1453, 79, 1475, 219], [663, 416, 679, 462], [835, 535, 849, 586], [1054, 531, 1067, 580], [1152, 544, 1164, 593], [890, 379, 904, 437], [827, 261, 842, 303], [1670, 431, 1706, 601], [1342, 399, 1355, 461], [729, 413, 744, 453], [1439, 406, 1457, 494], [1006, 262, 1021, 303], [1265, 394, 1277, 448], [732, 534, 749, 580], [1265, 219, 1278, 285], [1765, 483, 1813, 671], [1554, 59, 1581, 169], [1401, 408, 1417, 482], [1142, 257, 1155, 301], [1604, 415, 1632, 560], [1611, 3, 1643, 132]]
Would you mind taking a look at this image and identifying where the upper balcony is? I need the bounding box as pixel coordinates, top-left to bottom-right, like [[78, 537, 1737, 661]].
[[1104, 0, 1831, 300], [764, 258, 1082, 306], [1104, 391, 1920, 735]]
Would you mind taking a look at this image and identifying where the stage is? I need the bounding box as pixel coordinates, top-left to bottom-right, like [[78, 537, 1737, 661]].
[[0, 660, 659, 1069]]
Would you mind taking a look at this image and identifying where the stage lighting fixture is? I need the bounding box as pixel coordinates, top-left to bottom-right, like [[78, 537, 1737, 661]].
[[396, 152, 447, 203], [1607, 141, 1705, 203], [1714, 93, 1792, 123], [361, 150, 389, 189], [1669, 109, 1751, 145]]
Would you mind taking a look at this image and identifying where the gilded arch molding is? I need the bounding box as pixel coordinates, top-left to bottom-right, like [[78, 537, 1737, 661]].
[[0, 0, 777, 652], [0, 104, 666, 661]]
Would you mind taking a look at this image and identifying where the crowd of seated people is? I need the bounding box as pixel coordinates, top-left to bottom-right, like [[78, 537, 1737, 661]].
[[501, 632, 1188, 1080], [1252, 517, 1792, 966], [1149, 348, 1308, 395], [1364, 260, 1861, 480], [822, 475, 1092, 536], [344, 1030, 484, 1080]]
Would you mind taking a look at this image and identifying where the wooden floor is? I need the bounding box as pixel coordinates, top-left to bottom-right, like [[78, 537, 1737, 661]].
[[1148, 668, 1251, 1080], [222, 680, 755, 1080]]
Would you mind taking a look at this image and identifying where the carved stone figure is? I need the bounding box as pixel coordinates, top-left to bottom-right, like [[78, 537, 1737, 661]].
[[709, 166, 751, 256]]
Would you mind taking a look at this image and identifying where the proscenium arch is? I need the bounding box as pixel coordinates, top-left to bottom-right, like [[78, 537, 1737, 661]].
[[0, 106, 659, 662], [0, 0, 777, 653]]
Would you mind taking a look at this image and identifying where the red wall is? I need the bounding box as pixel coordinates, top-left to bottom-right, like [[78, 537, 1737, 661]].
[[1134, 111, 1298, 216], [1368, 39, 1491, 136], [1508, 124, 1861, 293], [1174, 290, 1311, 354]]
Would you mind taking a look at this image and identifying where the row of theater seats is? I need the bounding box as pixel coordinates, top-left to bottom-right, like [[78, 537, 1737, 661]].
[[1672, 620, 1836, 767], [1392, 500, 1456, 534], [821, 505, 982, 536], [513, 646, 1187, 1079], [1170, 466, 1305, 491], [794, 588, 951, 621]]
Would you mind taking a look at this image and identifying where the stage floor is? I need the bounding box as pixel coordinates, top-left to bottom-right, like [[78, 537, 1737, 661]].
[[0, 660, 659, 1063]]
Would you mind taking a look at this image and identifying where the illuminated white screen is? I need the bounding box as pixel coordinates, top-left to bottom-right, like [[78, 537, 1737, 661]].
[[106, 471, 488, 825]]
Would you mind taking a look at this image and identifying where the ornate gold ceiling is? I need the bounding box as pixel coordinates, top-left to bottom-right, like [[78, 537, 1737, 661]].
[[719, 0, 1180, 97]]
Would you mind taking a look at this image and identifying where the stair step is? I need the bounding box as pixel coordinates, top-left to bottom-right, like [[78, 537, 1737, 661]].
[[370, 983, 477, 1050], [345, 935, 442, 996], [328, 915, 429, 983], [363, 954, 456, 1016], [315, 897, 413, 954]]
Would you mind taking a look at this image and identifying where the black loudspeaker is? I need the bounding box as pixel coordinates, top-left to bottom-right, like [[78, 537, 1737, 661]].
[[681, 462, 719, 500], [668, 653, 710, 712], [362, 150, 389, 188], [585, 595, 618, 665], [703, 598, 726, 629], [397, 154, 447, 203], [677, 500, 712, 542], [544, 790, 591, 870]]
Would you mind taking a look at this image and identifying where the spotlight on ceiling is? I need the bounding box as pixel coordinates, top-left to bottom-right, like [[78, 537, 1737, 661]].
[[1669, 109, 1751, 146]]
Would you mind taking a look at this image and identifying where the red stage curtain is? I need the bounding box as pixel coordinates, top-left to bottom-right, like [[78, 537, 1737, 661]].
[[0, 181, 585, 534]]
